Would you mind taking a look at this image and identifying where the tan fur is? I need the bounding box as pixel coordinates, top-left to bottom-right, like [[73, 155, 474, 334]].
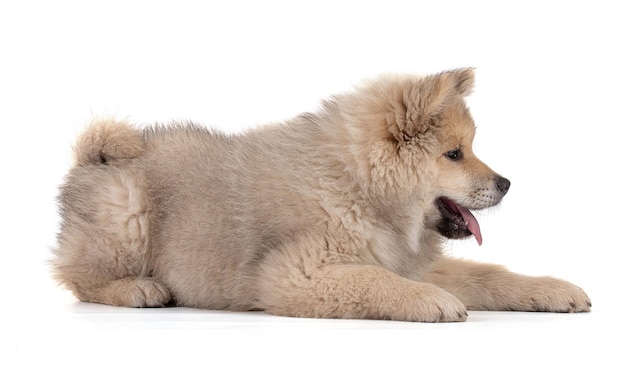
[[52, 68, 591, 322]]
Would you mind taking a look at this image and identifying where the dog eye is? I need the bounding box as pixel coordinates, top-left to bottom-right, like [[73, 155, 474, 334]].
[[445, 149, 463, 161]]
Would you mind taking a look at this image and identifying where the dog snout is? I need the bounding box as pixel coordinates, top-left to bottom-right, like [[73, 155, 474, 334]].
[[495, 177, 511, 195]]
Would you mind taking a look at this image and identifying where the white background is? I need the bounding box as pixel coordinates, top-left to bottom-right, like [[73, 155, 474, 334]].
[[1, 0, 624, 371]]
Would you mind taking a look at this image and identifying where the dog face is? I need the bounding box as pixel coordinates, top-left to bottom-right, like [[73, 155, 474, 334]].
[[340, 68, 509, 245], [425, 99, 510, 245]]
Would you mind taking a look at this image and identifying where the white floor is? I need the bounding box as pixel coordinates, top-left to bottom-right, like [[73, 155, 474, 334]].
[[4, 264, 622, 373]]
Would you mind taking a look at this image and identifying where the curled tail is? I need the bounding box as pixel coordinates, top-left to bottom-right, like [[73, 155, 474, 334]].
[[74, 118, 145, 166]]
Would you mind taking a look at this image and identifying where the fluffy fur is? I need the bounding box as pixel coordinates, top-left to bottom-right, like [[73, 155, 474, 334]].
[[52, 68, 590, 322]]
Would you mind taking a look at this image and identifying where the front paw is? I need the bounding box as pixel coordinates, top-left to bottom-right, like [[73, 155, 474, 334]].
[[522, 277, 591, 313], [406, 285, 469, 322]]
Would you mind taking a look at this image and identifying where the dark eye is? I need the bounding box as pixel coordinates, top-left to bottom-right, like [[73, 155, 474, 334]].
[[445, 149, 463, 161]]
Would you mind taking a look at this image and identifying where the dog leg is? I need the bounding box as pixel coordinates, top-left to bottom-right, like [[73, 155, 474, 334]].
[[423, 257, 591, 312], [52, 163, 171, 307], [80, 277, 171, 307], [258, 263, 468, 322]]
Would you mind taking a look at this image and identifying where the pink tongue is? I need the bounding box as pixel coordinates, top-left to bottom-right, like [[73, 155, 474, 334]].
[[457, 206, 482, 245]]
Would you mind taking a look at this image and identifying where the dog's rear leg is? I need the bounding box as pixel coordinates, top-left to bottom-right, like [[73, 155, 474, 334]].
[[83, 277, 171, 308], [53, 162, 172, 308]]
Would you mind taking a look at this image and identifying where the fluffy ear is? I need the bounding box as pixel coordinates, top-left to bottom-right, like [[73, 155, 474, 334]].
[[416, 67, 474, 113], [393, 68, 475, 141]]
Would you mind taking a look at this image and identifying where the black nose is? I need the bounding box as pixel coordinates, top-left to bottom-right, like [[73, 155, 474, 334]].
[[496, 177, 511, 195]]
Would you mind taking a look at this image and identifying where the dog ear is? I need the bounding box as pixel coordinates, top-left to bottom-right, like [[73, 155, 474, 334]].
[[392, 68, 475, 141]]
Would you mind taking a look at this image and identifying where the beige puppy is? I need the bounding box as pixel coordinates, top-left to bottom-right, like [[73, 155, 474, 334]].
[[52, 68, 590, 322]]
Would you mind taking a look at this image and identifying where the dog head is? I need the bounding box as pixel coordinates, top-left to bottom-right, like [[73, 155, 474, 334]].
[[426, 91, 510, 245], [339, 68, 510, 245]]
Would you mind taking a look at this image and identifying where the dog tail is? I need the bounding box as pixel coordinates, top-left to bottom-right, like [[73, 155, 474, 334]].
[[73, 118, 145, 166]]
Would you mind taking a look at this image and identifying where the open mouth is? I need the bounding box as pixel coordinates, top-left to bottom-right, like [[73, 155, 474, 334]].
[[436, 197, 483, 245]]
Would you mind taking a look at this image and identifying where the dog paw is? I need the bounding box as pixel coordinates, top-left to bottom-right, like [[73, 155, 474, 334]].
[[404, 284, 468, 322], [127, 278, 172, 307], [89, 277, 172, 308], [521, 277, 591, 313]]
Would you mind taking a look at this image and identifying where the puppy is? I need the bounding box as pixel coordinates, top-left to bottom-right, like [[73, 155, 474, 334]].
[[52, 68, 591, 321]]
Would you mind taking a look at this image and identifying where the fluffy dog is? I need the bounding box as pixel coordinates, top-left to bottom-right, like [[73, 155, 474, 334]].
[[52, 68, 590, 322]]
